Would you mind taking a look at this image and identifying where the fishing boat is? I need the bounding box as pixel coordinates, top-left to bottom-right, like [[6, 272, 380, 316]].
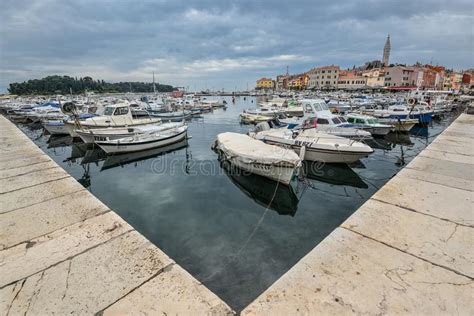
[[75, 122, 184, 144], [212, 132, 301, 185], [148, 110, 192, 122], [371, 103, 434, 125], [281, 99, 372, 139], [345, 113, 393, 136], [95, 125, 188, 154], [239, 112, 272, 124], [252, 127, 374, 163], [64, 103, 161, 137], [43, 113, 98, 135], [377, 118, 418, 132]]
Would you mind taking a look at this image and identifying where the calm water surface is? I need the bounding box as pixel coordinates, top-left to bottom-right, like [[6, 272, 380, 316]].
[[20, 96, 461, 311]]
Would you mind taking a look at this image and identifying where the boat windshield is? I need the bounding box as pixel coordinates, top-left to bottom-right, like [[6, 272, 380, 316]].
[[115, 107, 129, 115], [103, 107, 115, 116], [367, 118, 378, 124]]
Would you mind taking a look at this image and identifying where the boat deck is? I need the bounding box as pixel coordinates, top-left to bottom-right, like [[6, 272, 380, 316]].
[[0, 115, 234, 315], [242, 113, 474, 315]]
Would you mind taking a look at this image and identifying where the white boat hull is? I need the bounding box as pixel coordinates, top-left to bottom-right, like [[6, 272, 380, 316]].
[[96, 129, 187, 154], [43, 123, 69, 135], [224, 156, 296, 185]]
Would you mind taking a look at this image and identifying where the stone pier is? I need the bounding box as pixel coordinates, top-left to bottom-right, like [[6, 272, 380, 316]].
[[242, 113, 474, 315], [0, 115, 234, 315]]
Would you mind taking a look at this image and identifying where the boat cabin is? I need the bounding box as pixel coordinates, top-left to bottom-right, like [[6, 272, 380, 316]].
[[102, 104, 132, 117], [346, 114, 379, 125]]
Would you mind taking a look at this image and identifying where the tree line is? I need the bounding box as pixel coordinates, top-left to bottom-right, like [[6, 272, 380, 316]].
[[8, 75, 175, 95]]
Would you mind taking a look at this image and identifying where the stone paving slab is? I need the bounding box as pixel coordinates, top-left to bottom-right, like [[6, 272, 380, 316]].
[[342, 199, 473, 278], [242, 228, 473, 316], [399, 167, 473, 191], [0, 176, 83, 213], [0, 154, 51, 170], [419, 148, 474, 165], [0, 166, 69, 194], [405, 155, 474, 181], [0, 161, 59, 179], [0, 211, 132, 287], [0, 190, 109, 250], [0, 231, 173, 315], [427, 142, 474, 156], [371, 176, 473, 226], [103, 264, 235, 315]]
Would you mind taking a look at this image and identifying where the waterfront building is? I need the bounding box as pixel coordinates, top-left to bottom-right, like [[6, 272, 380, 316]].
[[308, 65, 340, 89], [337, 71, 367, 89], [276, 75, 289, 91], [362, 68, 385, 87], [256, 77, 275, 91], [383, 65, 415, 87], [287, 74, 309, 90]]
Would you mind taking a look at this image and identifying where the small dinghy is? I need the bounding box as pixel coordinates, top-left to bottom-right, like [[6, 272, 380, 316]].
[[212, 132, 301, 185], [76, 122, 184, 144], [95, 125, 188, 154], [252, 128, 373, 164]]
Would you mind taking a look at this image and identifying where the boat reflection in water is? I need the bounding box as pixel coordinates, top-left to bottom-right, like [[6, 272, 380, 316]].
[[303, 161, 368, 189], [363, 132, 413, 151], [220, 161, 300, 216], [47, 135, 74, 148], [100, 139, 188, 171]]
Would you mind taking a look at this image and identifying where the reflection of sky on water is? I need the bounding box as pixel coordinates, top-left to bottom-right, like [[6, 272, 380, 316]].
[[20, 96, 461, 311]]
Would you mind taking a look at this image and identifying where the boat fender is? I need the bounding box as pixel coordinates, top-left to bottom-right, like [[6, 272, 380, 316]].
[[299, 145, 306, 160]]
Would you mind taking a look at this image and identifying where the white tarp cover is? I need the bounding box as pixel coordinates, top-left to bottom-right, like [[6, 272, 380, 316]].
[[215, 132, 301, 166]]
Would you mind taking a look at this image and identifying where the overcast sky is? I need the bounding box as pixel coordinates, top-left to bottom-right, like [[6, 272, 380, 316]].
[[1, 0, 473, 91]]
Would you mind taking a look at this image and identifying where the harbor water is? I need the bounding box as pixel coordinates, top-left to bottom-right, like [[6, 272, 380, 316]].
[[18, 96, 462, 311]]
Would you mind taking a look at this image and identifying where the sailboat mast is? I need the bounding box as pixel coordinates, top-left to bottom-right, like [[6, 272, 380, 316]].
[[153, 72, 156, 94]]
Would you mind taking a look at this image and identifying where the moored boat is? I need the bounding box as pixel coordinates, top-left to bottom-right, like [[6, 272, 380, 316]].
[[345, 113, 393, 136], [212, 132, 301, 185], [95, 125, 188, 154], [76, 122, 184, 144], [252, 128, 373, 164]]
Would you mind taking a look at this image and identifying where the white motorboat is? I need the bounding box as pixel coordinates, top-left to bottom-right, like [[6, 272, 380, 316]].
[[252, 128, 373, 163], [76, 122, 184, 144], [345, 113, 393, 136], [95, 125, 188, 154], [64, 103, 161, 137], [281, 99, 372, 139], [213, 132, 301, 185]]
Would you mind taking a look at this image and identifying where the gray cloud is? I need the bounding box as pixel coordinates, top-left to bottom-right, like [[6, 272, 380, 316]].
[[1, 0, 473, 91]]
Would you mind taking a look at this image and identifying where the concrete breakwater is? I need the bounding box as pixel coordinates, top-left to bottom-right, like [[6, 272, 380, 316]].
[[243, 113, 473, 315], [0, 115, 234, 315]]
